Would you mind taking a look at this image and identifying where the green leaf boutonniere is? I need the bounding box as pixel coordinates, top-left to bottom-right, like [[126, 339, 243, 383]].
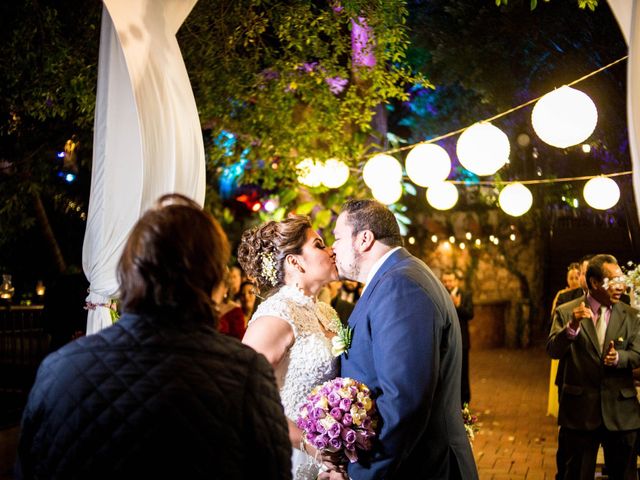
[[331, 321, 353, 357]]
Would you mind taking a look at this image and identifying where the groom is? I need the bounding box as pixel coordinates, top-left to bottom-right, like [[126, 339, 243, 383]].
[[328, 199, 478, 479]]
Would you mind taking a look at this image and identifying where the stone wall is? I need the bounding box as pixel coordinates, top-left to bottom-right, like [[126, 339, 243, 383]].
[[412, 209, 545, 348]]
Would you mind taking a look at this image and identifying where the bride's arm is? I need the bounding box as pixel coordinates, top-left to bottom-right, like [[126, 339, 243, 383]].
[[242, 315, 294, 366], [242, 316, 306, 449]]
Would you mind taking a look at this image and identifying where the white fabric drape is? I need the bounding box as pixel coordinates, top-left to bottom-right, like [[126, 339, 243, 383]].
[[83, 0, 204, 334], [608, 1, 640, 224]]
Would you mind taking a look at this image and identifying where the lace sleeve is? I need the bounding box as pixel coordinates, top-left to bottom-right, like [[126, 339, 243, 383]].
[[249, 294, 298, 336]]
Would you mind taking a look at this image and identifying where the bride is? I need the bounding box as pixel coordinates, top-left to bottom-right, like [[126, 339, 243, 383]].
[[238, 215, 344, 480]]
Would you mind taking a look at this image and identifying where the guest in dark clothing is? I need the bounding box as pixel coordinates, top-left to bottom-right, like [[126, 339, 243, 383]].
[[327, 281, 355, 326], [17, 193, 291, 480], [212, 270, 246, 339], [442, 270, 474, 406], [239, 280, 259, 320]]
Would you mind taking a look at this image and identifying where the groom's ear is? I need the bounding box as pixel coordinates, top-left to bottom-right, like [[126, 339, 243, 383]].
[[356, 230, 375, 252]]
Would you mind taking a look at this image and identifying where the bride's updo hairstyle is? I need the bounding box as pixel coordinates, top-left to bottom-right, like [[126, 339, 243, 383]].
[[237, 215, 312, 293]]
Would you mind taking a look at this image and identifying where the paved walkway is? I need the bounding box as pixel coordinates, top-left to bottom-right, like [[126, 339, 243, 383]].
[[470, 347, 559, 479], [0, 347, 559, 479]]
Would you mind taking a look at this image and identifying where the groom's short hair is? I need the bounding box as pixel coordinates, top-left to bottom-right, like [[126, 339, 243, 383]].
[[341, 199, 403, 247]]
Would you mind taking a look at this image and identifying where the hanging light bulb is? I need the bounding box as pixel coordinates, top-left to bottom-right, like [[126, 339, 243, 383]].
[[321, 158, 350, 188], [405, 143, 451, 187], [363, 154, 402, 189], [499, 183, 533, 217], [297, 158, 323, 187], [531, 86, 598, 148], [583, 176, 620, 210], [426, 181, 459, 210], [371, 182, 402, 205], [456, 122, 510, 176]]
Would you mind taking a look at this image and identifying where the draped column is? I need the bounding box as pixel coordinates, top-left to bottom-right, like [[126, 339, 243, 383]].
[[82, 0, 204, 334], [608, 0, 640, 224]]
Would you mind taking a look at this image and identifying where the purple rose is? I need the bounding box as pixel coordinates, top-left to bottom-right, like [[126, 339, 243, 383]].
[[329, 437, 342, 450], [328, 422, 342, 438], [316, 422, 327, 434], [314, 434, 329, 450], [361, 417, 372, 429], [330, 407, 343, 421], [328, 391, 341, 407], [341, 428, 357, 445], [342, 413, 353, 426], [339, 398, 352, 411], [311, 407, 326, 420]]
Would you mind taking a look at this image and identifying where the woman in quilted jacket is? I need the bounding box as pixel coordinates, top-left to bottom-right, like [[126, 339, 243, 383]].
[[17, 193, 292, 480]]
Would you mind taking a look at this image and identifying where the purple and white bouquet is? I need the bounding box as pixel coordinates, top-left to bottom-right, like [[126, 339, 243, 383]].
[[296, 377, 378, 463]]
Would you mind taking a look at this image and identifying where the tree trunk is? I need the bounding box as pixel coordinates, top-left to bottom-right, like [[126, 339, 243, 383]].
[[33, 192, 66, 274]]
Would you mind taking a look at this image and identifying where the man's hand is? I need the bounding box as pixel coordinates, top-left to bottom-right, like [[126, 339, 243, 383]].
[[318, 470, 348, 480], [604, 340, 619, 367], [450, 291, 461, 308], [569, 302, 592, 331]]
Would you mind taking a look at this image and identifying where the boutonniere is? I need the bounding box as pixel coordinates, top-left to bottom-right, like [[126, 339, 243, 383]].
[[329, 316, 353, 357]]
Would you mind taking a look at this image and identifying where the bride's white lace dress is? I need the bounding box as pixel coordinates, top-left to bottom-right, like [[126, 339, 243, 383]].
[[250, 285, 340, 480]]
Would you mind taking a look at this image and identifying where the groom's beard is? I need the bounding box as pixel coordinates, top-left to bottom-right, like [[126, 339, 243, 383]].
[[338, 248, 361, 281]]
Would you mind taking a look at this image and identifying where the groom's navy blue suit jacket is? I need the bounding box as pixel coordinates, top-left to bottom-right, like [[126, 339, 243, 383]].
[[342, 248, 478, 480]]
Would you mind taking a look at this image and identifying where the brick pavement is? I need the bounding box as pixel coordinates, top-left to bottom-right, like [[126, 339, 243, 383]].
[[470, 347, 559, 480]]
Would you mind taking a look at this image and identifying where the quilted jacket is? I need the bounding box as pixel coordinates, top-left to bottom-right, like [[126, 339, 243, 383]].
[[17, 313, 292, 479]]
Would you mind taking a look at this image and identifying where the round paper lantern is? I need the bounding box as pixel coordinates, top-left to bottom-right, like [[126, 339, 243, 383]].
[[456, 122, 510, 176], [426, 181, 458, 210], [321, 158, 350, 188], [499, 183, 533, 217], [583, 176, 620, 210], [296, 158, 323, 187], [363, 154, 402, 189], [405, 143, 451, 187], [531, 86, 597, 148], [371, 182, 402, 205]]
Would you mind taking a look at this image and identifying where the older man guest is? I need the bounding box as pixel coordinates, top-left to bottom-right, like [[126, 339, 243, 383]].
[[547, 253, 640, 479]]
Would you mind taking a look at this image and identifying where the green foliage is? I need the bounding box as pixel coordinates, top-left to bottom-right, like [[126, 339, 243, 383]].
[[495, 0, 598, 10], [181, 0, 426, 220], [0, 1, 99, 267]]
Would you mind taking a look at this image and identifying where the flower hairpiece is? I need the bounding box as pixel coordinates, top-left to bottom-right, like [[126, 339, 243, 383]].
[[260, 251, 278, 286]]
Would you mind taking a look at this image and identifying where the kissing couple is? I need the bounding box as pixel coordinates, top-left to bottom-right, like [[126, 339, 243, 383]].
[[239, 199, 478, 480]]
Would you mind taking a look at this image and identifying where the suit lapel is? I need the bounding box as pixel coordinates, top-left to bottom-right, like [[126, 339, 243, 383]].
[[604, 303, 626, 349], [347, 248, 410, 329], [575, 295, 601, 355]]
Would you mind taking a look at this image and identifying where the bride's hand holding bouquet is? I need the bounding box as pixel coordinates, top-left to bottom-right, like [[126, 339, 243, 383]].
[[297, 377, 378, 476]]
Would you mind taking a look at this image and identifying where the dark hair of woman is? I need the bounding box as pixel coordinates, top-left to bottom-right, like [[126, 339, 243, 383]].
[[237, 214, 311, 293], [117, 193, 230, 325]]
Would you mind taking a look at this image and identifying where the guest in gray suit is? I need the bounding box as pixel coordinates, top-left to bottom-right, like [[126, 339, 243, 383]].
[[548, 253, 640, 479]]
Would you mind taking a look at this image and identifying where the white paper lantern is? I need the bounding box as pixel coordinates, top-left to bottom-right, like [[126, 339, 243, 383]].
[[456, 122, 510, 176], [426, 181, 458, 210], [583, 176, 620, 210], [363, 154, 402, 189], [405, 143, 451, 187], [371, 182, 402, 205], [499, 183, 533, 217], [531, 86, 598, 148], [321, 158, 350, 188], [296, 158, 323, 187]]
